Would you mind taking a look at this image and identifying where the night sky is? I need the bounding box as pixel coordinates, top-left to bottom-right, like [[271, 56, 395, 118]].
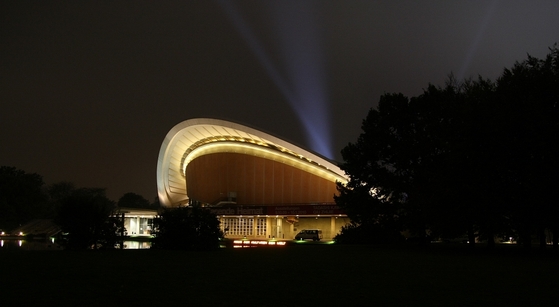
[[2, 1, 558, 201]]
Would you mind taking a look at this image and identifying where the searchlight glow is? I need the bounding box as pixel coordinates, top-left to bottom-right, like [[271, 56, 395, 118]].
[[217, 0, 334, 159]]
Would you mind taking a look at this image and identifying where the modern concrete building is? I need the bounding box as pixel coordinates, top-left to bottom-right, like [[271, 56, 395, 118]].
[[117, 207, 157, 236], [156, 118, 350, 240]]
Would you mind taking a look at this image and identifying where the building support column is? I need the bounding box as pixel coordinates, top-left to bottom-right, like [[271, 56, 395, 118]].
[[252, 217, 257, 238], [330, 217, 336, 241], [266, 217, 271, 239]]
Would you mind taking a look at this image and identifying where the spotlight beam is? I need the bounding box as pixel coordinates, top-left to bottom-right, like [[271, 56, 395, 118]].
[[217, 1, 334, 159]]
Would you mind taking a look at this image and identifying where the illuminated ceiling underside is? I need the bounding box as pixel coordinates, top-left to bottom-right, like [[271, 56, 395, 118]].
[[156, 118, 347, 207]]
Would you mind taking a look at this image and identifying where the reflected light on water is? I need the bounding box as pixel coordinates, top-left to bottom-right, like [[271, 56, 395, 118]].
[[122, 241, 151, 249]]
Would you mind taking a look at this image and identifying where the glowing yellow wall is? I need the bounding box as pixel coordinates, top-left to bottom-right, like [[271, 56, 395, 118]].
[[186, 153, 337, 205]]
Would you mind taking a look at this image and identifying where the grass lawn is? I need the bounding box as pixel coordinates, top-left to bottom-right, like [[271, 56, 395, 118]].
[[1, 243, 558, 306]]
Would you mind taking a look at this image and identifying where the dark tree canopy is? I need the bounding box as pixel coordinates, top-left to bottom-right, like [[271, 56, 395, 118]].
[[152, 205, 223, 250], [54, 187, 122, 250], [336, 45, 559, 248], [0, 166, 49, 231], [47, 181, 76, 205], [117, 192, 154, 209]]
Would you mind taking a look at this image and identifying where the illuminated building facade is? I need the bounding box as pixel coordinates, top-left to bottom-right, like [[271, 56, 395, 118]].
[[156, 118, 350, 240], [118, 208, 156, 236]]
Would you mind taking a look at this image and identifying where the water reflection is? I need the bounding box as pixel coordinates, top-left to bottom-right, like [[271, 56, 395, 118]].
[[0, 239, 61, 250], [0, 240, 273, 250], [0, 239, 151, 250], [122, 241, 151, 249]]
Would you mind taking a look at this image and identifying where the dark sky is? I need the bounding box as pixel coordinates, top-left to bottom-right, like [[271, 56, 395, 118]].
[[2, 1, 558, 201]]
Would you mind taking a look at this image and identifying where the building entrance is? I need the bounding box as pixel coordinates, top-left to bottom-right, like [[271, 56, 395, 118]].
[[271, 217, 283, 239]]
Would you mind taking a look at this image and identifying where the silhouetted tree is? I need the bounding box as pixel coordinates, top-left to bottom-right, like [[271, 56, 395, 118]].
[[151, 195, 161, 209], [495, 45, 559, 248], [335, 93, 423, 243], [152, 205, 223, 250], [336, 44, 559, 248], [117, 192, 153, 209], [47, 181, 76, 205], [0, 166, 48, 231], [54, 188, 121, 250]]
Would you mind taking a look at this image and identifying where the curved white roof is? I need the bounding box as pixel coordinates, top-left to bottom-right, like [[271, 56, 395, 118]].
[[156, 118, 347, 207]]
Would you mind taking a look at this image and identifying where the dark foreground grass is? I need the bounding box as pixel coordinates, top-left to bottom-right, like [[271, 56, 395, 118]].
[[1, 243, 558, 307]]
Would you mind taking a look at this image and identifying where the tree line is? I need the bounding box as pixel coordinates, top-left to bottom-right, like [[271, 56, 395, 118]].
[[0, 167, 152, 249], [0, 166, 223, 250], [0, 166, 158, 229], [335, 45, 559, 249]]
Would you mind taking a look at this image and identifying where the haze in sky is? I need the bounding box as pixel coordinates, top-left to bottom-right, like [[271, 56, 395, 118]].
[[1, 1, 558, 201]]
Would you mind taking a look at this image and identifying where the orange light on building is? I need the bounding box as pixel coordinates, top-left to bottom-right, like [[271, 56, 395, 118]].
[[232, 240, 287, 247]]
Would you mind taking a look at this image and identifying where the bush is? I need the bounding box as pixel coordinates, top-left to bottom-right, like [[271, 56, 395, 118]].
[[54, 188, 121, 250], [151, 205, 223, 250], [334, 222, 403, 244]]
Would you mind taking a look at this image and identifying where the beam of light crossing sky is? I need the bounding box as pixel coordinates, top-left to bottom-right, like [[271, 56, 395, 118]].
[[217, 0, 334, 160], [458, 0, 499, 81]]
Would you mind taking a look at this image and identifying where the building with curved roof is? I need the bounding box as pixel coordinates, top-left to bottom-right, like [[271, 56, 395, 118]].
[[156, 118, 350, 240]]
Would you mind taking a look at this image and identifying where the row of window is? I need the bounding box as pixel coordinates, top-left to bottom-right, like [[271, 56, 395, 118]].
[[222, 218, 267, 236]]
